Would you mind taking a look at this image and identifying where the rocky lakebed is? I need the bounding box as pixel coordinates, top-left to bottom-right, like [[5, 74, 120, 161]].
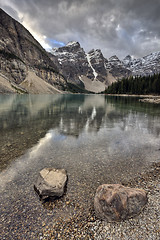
[[1, 157, 160, 240], [39, 163, 160, 240], [0, 94, 160, 239]]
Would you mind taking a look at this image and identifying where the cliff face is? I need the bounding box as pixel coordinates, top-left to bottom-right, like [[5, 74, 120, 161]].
[[0, 8, 66, 92], [106, 55, 131, 79], [86, 49, 108, 83], [52, 42, 117, 92], [51, 42, 132, 92], [52, 41, 89, 87]]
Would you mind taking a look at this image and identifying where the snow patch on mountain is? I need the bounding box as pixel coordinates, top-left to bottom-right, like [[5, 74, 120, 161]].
[[123, 55, 133, 66], [86, 53, 98, 80], [52, 48, 77, 63], [88, 49, 102, 64], [122, 51, 160, 76], [108, 55, 123, 66], [66, 41, 79, 47]]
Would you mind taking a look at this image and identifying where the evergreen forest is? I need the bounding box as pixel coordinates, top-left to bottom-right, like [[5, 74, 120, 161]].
[[104, 74, 160, 95]]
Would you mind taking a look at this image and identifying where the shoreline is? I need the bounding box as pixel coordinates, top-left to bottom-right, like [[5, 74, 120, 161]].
[[41, 161, 160, 239], [139, 98, 160, 104], [105, 93, 160, 98], [105, 94, 160, 104]]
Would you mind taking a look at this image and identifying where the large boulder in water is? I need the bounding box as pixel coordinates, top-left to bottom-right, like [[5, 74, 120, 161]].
[[94, 184, 148, 221], [34, 168, 67, 200]]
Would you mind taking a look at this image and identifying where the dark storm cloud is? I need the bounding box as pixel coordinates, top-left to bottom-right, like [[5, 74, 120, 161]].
[[1, 0, 160, 58]]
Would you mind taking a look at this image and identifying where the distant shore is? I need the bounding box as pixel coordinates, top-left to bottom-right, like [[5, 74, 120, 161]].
[[106, 93, 160, 98], [105, 94, 160, 104], [139, 98, 160, 104]]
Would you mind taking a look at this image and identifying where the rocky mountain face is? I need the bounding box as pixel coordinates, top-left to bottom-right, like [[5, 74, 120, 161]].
[[86, 49, 108, 83], [52, 39, 160, 92], [0, 8, 67, 93], [51, 42, 130, 92], [52, 42, 89, 87], [122, 52, 160, 76], [106, 55, 131, 79]]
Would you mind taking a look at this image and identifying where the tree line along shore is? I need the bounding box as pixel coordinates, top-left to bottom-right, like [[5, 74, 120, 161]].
[[103, 73, 160, 95]]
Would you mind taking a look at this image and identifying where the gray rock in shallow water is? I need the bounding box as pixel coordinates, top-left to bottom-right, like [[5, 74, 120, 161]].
[[34, 168, 67, 200], [94, 184, 148, 221]]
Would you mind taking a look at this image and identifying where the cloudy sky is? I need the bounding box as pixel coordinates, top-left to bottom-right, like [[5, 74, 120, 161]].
[[1, 0, 160, 59]]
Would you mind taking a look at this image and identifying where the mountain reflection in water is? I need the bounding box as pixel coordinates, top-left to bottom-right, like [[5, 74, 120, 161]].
[[0, 94, 160, 171], [0, 94, 160, 239]]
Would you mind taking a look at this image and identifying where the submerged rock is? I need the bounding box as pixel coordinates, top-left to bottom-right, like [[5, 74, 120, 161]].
[[34, 168, 67, 200], [94, 184, 148, 221]]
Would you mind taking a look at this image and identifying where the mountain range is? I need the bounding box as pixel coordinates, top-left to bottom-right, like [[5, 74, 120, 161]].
[[0, 8, 160, 94]]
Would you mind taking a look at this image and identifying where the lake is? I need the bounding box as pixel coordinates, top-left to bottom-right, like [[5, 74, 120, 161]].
[[0, 94, 160, 239]]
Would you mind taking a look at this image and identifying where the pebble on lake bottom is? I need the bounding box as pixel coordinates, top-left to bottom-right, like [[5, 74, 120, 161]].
[[39, 163, 160, 240]]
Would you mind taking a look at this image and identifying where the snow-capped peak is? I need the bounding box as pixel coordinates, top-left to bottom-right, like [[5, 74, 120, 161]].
[[109, 55, 120, 62], [108, 55, 123, 67], [122, 51, 160, 76], [66, 41, 80, 47], [123, 55, 132, 61], [88, 49, 102, 60], [122, 55, 133, 66]]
